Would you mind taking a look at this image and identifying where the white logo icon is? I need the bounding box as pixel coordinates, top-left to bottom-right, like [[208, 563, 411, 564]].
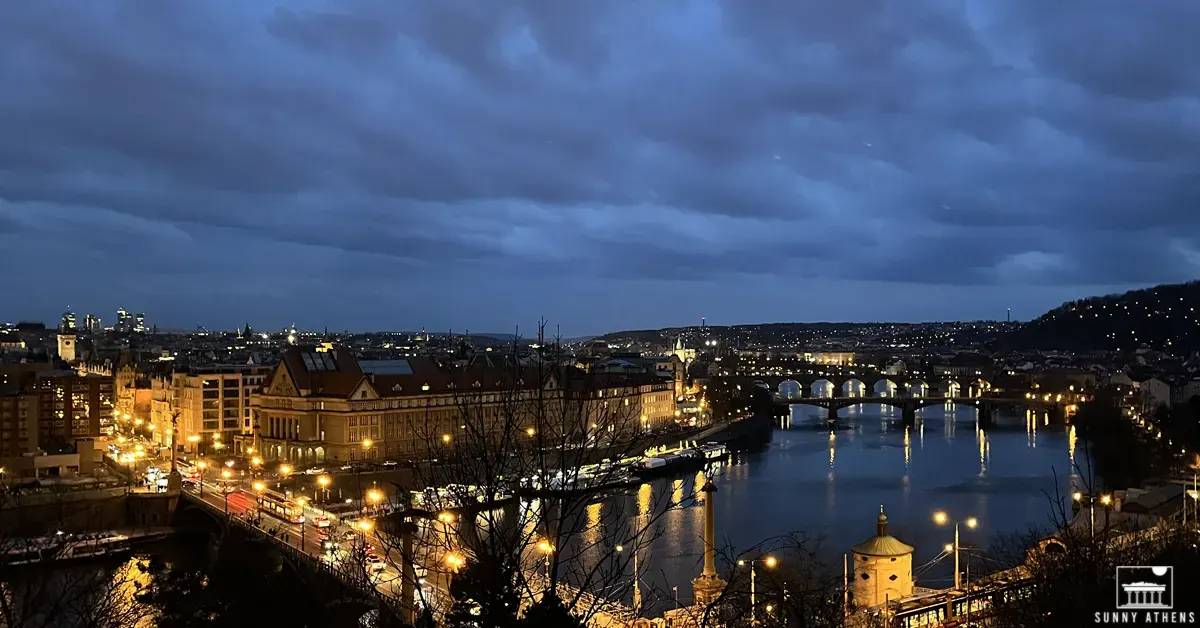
[[1116, 566, 1173, 610]]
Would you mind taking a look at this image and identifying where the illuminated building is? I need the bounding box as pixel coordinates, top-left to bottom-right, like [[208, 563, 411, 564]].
[[155, 365, 272, 454], [248, 346, 664, 464], [852, 507, 915, 609]]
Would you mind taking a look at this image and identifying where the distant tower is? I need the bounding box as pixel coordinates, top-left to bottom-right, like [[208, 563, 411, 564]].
[[1006, 308, 1012, 323], [57, 330, 77, 363], [60, 310, 76, 331], [851, 506, 914, 609]]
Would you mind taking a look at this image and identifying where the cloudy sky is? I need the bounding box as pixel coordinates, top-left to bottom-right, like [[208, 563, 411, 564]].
[[1, 1, 1198, 335]]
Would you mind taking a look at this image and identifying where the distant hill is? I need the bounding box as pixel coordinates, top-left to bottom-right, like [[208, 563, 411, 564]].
[[1003, 281, 1200, 352]]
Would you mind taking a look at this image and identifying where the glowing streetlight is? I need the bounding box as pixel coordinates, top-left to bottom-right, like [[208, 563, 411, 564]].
[[317, 474, 332, 502], [279, 464, 293, 476], [251, 456, 263, 467], [361, 438, 373, 450], [446, 553, 466, 572], [933, 511, 978, 589], [253, 481, 266, 492], [537, 539, 554, 579], [526, 427, 536, 438], [221, 469, 232, 480], [437, 512, 456, 524], [737, 555, 777, 623], [442, 433, 452, 444]]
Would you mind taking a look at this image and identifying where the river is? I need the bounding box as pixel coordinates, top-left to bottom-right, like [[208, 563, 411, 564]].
[[626, 402, 1081, 600]]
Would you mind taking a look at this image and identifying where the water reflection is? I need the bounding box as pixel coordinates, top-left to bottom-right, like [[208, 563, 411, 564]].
[[618, 402, 1081, 598]]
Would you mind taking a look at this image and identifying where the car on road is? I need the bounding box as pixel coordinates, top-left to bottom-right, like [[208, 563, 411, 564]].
[[304, 466, 327, 475], [366, 556, 387, 572], [312, 516, 332, 529], [381, 460, 398, 468]]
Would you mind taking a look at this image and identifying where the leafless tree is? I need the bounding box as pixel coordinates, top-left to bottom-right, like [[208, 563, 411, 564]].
[[365, 320, 699, 626], [0, 484, 154, 628]]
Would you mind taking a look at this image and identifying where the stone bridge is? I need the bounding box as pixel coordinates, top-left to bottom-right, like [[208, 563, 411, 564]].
[[776, 394, 1064, 425], [176, 490, 418, 622], [714, 372, 1006, 399]]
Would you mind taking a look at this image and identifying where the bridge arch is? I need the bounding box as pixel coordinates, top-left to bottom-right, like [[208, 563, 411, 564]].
[[906, 381, 929, 397], [842, 379, 866, 398], [943, 380, 962, 397], [811, 379, 835, 398], [966, 379, 993, 398], [873, 379, 899, 397], [778, 379, 802, 399]]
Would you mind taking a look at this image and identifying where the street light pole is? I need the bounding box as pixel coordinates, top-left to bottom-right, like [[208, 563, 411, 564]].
[[954, 522, 960, 590], [934, 511, 978, 590], [738, 555, 776, 624]]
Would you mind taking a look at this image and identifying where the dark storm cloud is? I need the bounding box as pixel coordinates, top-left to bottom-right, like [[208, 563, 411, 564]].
[[0, 0, 1198, 331]]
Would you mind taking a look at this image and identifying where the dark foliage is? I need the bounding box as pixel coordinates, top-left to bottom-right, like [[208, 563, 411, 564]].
[[1073, 390, 1168, 489], [1001, 280, 1200, 351], [139, 533, 340, 627], [444, 553, 522, 628], [518, 593, 584, 628]]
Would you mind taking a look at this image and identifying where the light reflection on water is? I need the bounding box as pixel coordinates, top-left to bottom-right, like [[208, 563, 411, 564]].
[[618, 402, 1079, 597]]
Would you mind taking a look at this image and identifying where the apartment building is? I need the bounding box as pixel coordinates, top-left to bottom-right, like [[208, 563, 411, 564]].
[[152, 365, 272, 455], [33, 370, 114, 448]]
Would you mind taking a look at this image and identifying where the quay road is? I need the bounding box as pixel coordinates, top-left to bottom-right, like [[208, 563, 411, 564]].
[[179, 481, 452, 616]]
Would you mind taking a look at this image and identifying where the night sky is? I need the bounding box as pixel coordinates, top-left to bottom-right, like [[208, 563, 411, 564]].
[[1, 1, 1198, 335]]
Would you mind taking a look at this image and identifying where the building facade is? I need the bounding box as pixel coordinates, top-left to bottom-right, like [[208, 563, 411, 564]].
[[851, 508, 915, 610], [154, 365, 271, 455], [246, 347, 670, 465], [33, 370, 114, 449]]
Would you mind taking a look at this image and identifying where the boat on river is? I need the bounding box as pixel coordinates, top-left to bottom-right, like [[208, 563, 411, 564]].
[[1, 532, 132, 566]]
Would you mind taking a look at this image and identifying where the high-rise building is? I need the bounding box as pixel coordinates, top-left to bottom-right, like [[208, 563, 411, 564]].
[[134, 313, 147, 333], [115, 308, 132, 333], [84, 314, 102, 333], [60, 311, 76, 331]]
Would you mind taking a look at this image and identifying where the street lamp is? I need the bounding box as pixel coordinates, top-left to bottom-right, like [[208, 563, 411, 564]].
[[1073, 492, 1112, 540], [537, 539, 554, 580], [317, 474, 332, 503], [196, 460, 208, 498], [221, 469, 233, 514], [367, 488, 383, 514], [296, 496, 309, 551], [253, 481, 266, 525], [616, 543, 642, 609], [526, 427, 536, 438], [357, 518, 374, 548], [446, 552, 466, 573], [933, 511, 978, 589], [280, 463, 292, 477], [737, 555, 776, 624]]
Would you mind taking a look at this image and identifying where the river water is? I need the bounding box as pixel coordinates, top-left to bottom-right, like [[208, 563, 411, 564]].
[[628, 402, 1080, 600]]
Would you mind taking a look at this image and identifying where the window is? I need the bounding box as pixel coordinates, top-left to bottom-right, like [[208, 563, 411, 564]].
[[889, 574, 898, 581], [860, 573, 869, 580], [360, 391, 367, 399]]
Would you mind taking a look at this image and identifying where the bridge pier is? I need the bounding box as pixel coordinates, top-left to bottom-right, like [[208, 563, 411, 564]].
[[826, 405, 840, 425], [977, 401, 995, 428], [901, 404, 917, 427]]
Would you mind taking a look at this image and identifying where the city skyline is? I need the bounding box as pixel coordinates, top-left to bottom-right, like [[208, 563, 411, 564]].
[[1, 2, 1197, 335]]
